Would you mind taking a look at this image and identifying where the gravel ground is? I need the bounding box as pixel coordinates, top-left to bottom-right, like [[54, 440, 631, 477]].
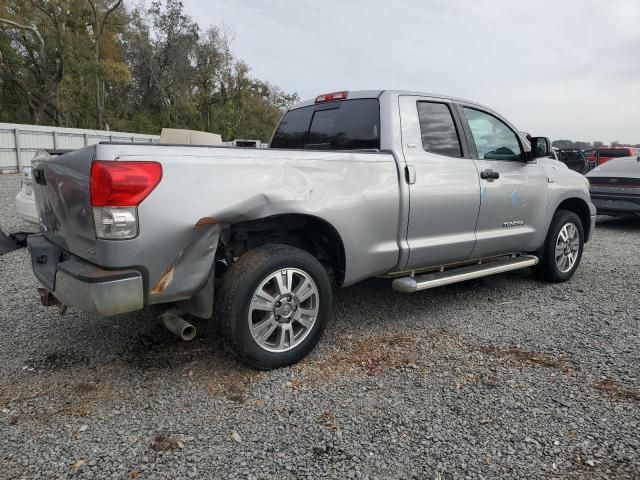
[[0, 172, 638, 479]]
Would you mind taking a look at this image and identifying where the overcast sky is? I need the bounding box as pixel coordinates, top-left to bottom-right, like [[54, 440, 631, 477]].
[[182, 0, 640, 144]]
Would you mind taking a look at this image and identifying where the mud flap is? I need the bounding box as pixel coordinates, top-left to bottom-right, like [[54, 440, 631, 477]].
[[0, 229, 19, 255]]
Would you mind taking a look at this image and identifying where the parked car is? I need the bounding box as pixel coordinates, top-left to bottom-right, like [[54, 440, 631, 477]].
[[556, 149, 591, 174], [15, 166, 37, 224], [15, 150, 71, 224], [27, 90, 595, 369], [587, 154, 640, 216], [586, 147, 639, 166]]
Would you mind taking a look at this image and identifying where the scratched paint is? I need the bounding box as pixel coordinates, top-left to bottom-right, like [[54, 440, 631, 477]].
[[195, 217, 218, 227], [148, 225, 220, 301], [511, 191, 518, 205], [150, 264, 175, 294]]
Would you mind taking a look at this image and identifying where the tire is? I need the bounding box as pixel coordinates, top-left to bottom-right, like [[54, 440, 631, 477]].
[[533, 210, 584, 282], [218, 244, 332, 369]]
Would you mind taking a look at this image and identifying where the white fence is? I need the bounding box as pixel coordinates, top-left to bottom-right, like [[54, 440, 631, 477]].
[[0, 123, 159, 173]]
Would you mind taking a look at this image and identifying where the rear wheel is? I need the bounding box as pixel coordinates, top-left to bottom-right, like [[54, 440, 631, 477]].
[[219, 244, 332, 369], [533, 210, 584, 282]]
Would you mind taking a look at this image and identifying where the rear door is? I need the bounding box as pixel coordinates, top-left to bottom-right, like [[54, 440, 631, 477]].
[[399, 96, 481, 270], [458, 105, 549, 257]]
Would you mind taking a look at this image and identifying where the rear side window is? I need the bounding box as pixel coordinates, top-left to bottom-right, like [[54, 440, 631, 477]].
[[269, 107, 313, 149], [270, 99, 380, 150], [417, 102, 462, 157]]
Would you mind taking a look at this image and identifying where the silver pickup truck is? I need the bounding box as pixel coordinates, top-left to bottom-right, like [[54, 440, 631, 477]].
[[28, 90, 596, 369]]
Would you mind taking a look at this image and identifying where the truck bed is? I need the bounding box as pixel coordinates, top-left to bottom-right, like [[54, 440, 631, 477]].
[[31, 143, 402, 308]]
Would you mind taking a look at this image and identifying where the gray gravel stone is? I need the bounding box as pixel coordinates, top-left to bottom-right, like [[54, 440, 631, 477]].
[[0, 173, 639, 478]]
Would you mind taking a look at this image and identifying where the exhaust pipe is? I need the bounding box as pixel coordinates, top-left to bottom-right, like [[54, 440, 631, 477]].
[[160, 310, 196, 341], [37, 288, 68, 315]]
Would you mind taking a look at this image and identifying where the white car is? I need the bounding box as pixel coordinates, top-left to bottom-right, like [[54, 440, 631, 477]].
[[15, 166, 38, 224], [15, 150, 71, 225]]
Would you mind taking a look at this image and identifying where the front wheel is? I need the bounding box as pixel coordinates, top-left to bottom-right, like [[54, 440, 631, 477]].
[[218, 244, 332, 369], [533, 210, 584, 282]]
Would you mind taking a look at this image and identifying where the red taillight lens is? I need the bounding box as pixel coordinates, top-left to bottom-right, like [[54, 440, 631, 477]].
[[90, 161, 162, 207], [315, 91, 348, 103]]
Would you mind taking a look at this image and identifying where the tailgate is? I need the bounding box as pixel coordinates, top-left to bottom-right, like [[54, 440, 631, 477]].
[[32, 146, 97, 259]]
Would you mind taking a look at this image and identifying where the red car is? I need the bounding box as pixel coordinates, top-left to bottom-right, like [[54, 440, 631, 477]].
[[586, 147, 639, 166]]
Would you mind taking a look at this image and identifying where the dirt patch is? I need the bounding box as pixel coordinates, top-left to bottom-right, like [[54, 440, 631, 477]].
[[150, 434, 181, 452], [30, 351, 90, 371], [198, 367, 260, 403], [593, 379, 640, 401], [294, 329, 428, 382], [472, 345, 569, 370], [0, 368, 119, 427]]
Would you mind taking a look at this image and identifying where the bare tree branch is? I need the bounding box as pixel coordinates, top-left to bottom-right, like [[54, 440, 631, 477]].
[[0, 17, 45, 58], [103, 0, 124, 24]]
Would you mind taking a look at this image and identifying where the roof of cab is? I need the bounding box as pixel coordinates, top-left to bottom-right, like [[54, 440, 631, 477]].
[[288, 89, 488, 111]]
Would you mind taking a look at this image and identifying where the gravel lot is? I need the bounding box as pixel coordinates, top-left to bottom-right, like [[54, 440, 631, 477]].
[[0, 172, 638, 479]]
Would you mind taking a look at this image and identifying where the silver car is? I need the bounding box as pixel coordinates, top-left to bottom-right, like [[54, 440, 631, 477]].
[[27, 90, 596, 368]]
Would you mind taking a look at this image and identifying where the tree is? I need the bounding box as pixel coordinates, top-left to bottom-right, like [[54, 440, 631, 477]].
[[0, 0, 296, 141], [593, 141, 604, 148], [86, 0, 124, 129], [573, 141, 591, 150], [0, 0, 66, 123], [193, 26, 230, 132], [552, 139, 574, 149]]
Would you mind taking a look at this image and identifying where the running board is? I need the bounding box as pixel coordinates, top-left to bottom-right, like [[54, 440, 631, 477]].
[[392, 255, 539, 293]]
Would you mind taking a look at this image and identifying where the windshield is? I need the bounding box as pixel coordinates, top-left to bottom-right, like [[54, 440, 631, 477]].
[[270, 99, 380, 150], [559, 151, 584, 161]]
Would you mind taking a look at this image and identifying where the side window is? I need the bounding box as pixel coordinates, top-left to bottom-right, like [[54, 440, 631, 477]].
[[462, 107, 522, 161], [270, 107, 313, 149], [416, 102, 462, 157]]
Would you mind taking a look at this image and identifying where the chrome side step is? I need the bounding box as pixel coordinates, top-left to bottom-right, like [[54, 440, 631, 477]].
[[392, 255, 539, 293]]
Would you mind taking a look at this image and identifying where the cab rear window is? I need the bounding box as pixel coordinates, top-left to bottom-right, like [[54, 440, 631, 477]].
[[270, 99, 380, 150], [598, 149, 632, 158]]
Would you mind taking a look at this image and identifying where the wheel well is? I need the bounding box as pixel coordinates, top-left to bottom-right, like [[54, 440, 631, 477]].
[[557, 198, 591, 240], [219, 214, 346, 285]]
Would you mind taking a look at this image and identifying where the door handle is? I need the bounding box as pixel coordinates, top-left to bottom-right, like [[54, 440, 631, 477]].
[[480, 169, 499, 180], [33, 167, 46, 185], [405, 165, 416, 184]]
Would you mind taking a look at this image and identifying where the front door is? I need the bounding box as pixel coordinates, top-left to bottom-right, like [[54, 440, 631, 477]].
[[459, 106, 549, 258], [399, 96, 481, 270]]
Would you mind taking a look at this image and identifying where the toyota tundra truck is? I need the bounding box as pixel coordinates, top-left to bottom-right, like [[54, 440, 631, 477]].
[[27, 90, 596, 369]]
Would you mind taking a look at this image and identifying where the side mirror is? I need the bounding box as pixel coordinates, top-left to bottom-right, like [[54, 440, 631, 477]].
[[531, 137, 551, 158]]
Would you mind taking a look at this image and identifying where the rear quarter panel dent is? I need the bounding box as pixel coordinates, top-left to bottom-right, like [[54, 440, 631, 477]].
[[93, 145, 401, 298]]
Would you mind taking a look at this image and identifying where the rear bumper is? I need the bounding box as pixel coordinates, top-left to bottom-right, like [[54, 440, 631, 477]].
[[27, 235, 144, 316], [590, 191, 640, 217], [15, 191, 39, 224]]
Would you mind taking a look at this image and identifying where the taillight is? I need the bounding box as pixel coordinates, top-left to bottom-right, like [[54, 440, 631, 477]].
[[90, 161, 162, 240], [90, 161, 162, 207], [93, 207, 138, 239], [315, 91, 348, 103]]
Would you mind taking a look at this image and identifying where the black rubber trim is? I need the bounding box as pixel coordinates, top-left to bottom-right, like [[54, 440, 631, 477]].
[[56, 257, 141, 284], [28, 234, 141, 287]]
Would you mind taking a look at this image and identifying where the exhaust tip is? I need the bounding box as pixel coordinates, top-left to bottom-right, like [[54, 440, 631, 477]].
[[181, 324, 196, 342], [160, 310, 196, 341]]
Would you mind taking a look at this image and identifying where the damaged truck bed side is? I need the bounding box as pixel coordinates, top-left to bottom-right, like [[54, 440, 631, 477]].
[[28, 90, 596, 369]]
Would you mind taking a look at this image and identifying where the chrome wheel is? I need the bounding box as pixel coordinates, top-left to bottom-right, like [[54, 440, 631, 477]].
[[555, 222, 580, 273], [248, 268, 319, 352]]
